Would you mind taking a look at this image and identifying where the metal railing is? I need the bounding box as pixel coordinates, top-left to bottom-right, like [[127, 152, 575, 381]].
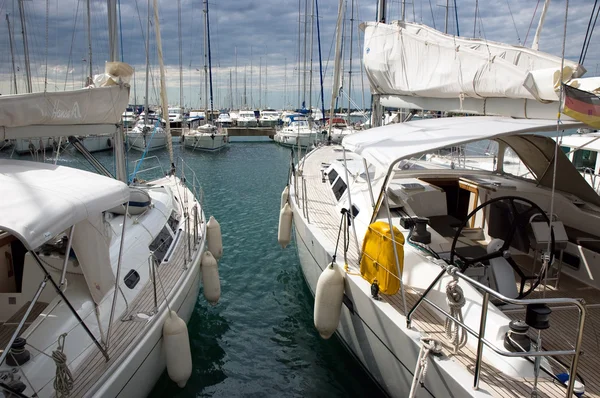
[[406, 263, 586, 397], [129, 155, 166, 181]]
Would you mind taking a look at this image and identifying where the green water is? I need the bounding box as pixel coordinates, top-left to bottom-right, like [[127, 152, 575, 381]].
[[3, 142, 384, 397]]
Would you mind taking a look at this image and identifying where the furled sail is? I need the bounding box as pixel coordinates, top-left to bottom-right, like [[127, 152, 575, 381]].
[[0, 62, 131, 139], [362, 21, 600, 118]]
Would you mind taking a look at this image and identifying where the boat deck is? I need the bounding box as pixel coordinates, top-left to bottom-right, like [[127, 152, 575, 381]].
[[297, 146, 597, 398]]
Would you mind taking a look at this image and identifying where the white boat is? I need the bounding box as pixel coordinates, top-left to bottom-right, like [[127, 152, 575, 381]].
[[274, 115, 317, 148], [78, 134, 114, 153], [182, 123, 228, 151], [216, 112, 233, 127], [12, 137, 57, 155], [283, 116, 600, 398], [122, 109, 137, 128], [168, 106, 185, 128], [127, 116, 168, 152], [259, 109, 280, 127], [326, 117, 356, 144], [237, 110, 258, 127], [557, 130, 600, 193]]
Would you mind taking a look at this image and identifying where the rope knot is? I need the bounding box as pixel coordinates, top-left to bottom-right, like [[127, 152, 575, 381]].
[[445, 279, 467, 353], [53, 333, 74, 398]]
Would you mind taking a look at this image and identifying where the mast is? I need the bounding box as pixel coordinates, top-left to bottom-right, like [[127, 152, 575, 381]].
[[372, 0, 386, 127], [18, 0, 32, 93], [243, 65, 247, 108], [444, 0, 449, 34], [297, 0, 301, 108], [153, 0, 174, 168], [107, 0, 127, 182], [203, 1, 209, 117], [265, 56, 268, 107], [133, 67, 137, 106], [401, 0, 405, 20], [235, 47, 238, 109], [284, 57, 287, 108], [229, 70, 233, 109], [315, 0, 326, 122], [6, 14, 18, 95], [86, 0, 93, 84], [259, 57, 262, 109], [250, 46, 253, 108], [144, 0, 150, 126], [327, 0, 345, 140], [532, 0, 550, 51], [308, 0, 314, 114], [302, 0, 308, 108], [178, 0, 183, 113], [205, 0, 214, 119], [347, 0, 354, 118]]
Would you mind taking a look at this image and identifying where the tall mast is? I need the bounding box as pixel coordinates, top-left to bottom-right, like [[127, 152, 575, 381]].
[[372, 0, 386, 127], [444, 0, 449, 34], [6, 14, 18, 95], [327, 0, 345, 140], [265, 55, 268, 107], [297, 0, 301, 108], [86, 0, 93, 84], [18, 0, 32, 93], [107, 0, 119, 62], [133, 67, 137, 106], [250, 46, 253, 108], [178, 0, 183, 111], [235, 47, 238, 109], [144, 0, 150, 126], [284, 57, 287, 108], [243, 65, 247, 108], [205, 0, 214, 119], [532, 0, 550, 51], [203, 0, 208, 116], [229, 69, 233, 109], [347, 0, 354, 118], [308, 0, 314, 113], [258, 57, 262, 109], [153, 0, 174, 167], [401, 0, 405, 20], [302, 0, 308, 108]]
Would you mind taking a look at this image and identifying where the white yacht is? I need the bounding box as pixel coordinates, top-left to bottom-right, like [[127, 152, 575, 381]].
[[181, 123, 228, 151], [78, 135, 114, 153], [326, 117, 356, 144], [237, 110, 258, 127], [273, 115, 316, 148], [122, 108, 137, 128], [216, 111, 233, 127], [259, 109, 280, 127], [168, 107, 185, 128], [0, 58, 221, 398], [127, 114, 168, 152]]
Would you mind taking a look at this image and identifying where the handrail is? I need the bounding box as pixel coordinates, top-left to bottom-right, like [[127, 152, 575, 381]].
[[407, 263, 586, 396], [129, 155, 165, 181]]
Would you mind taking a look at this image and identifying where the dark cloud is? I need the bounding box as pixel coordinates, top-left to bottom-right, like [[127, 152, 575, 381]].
[[0, 0, 598, 109]]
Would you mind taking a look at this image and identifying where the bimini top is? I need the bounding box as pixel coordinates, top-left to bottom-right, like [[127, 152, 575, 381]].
[[343, 116, 600, 206], [0, 160, 130, 250]]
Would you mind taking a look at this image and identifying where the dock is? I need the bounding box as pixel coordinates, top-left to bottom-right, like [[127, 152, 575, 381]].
[[225, 127, 276, 138]]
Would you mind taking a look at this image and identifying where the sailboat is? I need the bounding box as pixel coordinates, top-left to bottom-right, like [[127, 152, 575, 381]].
[[0, 1, 222, 397], [181, 0, 228, 152], [279, 0, 600, 397]]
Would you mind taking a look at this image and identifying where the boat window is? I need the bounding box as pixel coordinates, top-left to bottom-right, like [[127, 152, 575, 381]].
[[502, 146, 535, 180], [327, 169, 339, 184], [331, 177, 347, 201], [149, 226, 174, 264], [572, 149, 597, 171], [167, 211, 179, 232]]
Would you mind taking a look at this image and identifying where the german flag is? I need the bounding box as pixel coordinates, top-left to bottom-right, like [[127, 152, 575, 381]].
[[562, 83, 600, 128]]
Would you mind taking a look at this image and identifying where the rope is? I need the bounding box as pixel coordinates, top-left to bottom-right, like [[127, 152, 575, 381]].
[[444, 277, 467, 353], [52, 334, 73, 398], [408, 337, 443, 398]]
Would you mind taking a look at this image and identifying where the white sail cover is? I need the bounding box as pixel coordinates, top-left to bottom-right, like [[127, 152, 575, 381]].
[[362, 22, 599, 107], [0, 81, 130, 139]]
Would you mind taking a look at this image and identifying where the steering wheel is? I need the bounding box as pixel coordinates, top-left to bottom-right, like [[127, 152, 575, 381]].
[[449, 196, 555, 299]]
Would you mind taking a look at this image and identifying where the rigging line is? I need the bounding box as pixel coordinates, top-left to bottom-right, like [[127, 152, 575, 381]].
[[581, 3, 600, 65], [579, 0, 598, 64], [118, 0, 124, 61], [523, 0, 541, 46], [428, 0, 436, 29], [505, 0, 521, 44], [452, 0, 459, 35], [64, 0, 82, 90], [44, 0, 48, 91]]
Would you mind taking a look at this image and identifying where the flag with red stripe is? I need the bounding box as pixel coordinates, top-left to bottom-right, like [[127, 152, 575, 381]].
[[562, 83, 600, 128]]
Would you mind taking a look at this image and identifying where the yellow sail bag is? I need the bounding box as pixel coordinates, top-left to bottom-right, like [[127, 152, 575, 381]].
[[360, 221, 404, 295]]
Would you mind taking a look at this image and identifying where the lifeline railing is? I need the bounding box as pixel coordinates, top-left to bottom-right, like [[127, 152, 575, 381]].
[[405, 262, 586, 397]]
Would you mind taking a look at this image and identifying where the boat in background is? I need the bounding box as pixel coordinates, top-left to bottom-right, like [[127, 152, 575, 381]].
[[122, 108, 137, 128], [168, 106, 185, 128], [327, 117, 356, 144], [216, 111, 233, 127], [237, 110, 258, 127], [259, 109, 280, 127], [127, 114, 168, 151], [274, 114, 316, 148]]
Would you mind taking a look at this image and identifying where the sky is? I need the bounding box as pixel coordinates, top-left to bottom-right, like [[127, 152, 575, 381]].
[[0, 0, 598, 110]]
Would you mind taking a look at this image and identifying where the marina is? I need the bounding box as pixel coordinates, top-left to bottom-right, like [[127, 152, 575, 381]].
[[1, 0, 600, 397]]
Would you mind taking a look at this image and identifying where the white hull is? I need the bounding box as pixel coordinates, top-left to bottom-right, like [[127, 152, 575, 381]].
[[127, 131, 168, 151], [237, 119, 258, 127], [182, 133, 229, 151], [291, 200, 478, 397], [79, 135, 114, 153], [274, 131, 316, 148]]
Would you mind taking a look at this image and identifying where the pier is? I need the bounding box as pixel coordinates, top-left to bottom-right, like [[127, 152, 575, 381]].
[[225, 127, 276, 139]]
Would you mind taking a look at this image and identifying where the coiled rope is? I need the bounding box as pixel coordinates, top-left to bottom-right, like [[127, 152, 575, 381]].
[[445, 276, 467, 354], [408, 337, 443, 398], [53, 334, 73, 398]]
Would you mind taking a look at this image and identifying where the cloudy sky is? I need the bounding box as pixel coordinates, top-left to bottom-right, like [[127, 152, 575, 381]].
[[0, 0, 598, 110]]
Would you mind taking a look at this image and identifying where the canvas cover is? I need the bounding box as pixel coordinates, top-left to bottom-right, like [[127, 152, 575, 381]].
[[360, 221, 404, 295], [362, 21, 591, 103]]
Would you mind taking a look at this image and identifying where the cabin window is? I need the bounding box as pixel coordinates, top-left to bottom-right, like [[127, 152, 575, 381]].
[[572, 149, 597, 171], [149, 226, 174, 264], [331, 178, 347, 201], [328, 169, 339, 185], [502, 146, 535, 181], [167, 211, 179, 232]]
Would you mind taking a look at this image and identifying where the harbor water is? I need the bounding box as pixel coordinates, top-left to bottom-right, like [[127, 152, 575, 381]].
[[1, 141, 385, 397]]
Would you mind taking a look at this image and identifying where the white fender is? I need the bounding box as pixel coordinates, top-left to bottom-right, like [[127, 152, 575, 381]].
[[201, 251, 221, 304], [278, 203, 293, 248], [281, 185, 289, 209], [206, 216, 223, 260], [314, 262, 345, 339], [163, 311, 192, 388]]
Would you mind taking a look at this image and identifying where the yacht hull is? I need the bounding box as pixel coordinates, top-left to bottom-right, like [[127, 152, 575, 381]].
[[92, 237, 203, 398], [79, 135, 114, 153], [274, 132, 316, 148], [182, 133, 228, 151], [127, 132, 168, 152], [290, 193, 477, 398]]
